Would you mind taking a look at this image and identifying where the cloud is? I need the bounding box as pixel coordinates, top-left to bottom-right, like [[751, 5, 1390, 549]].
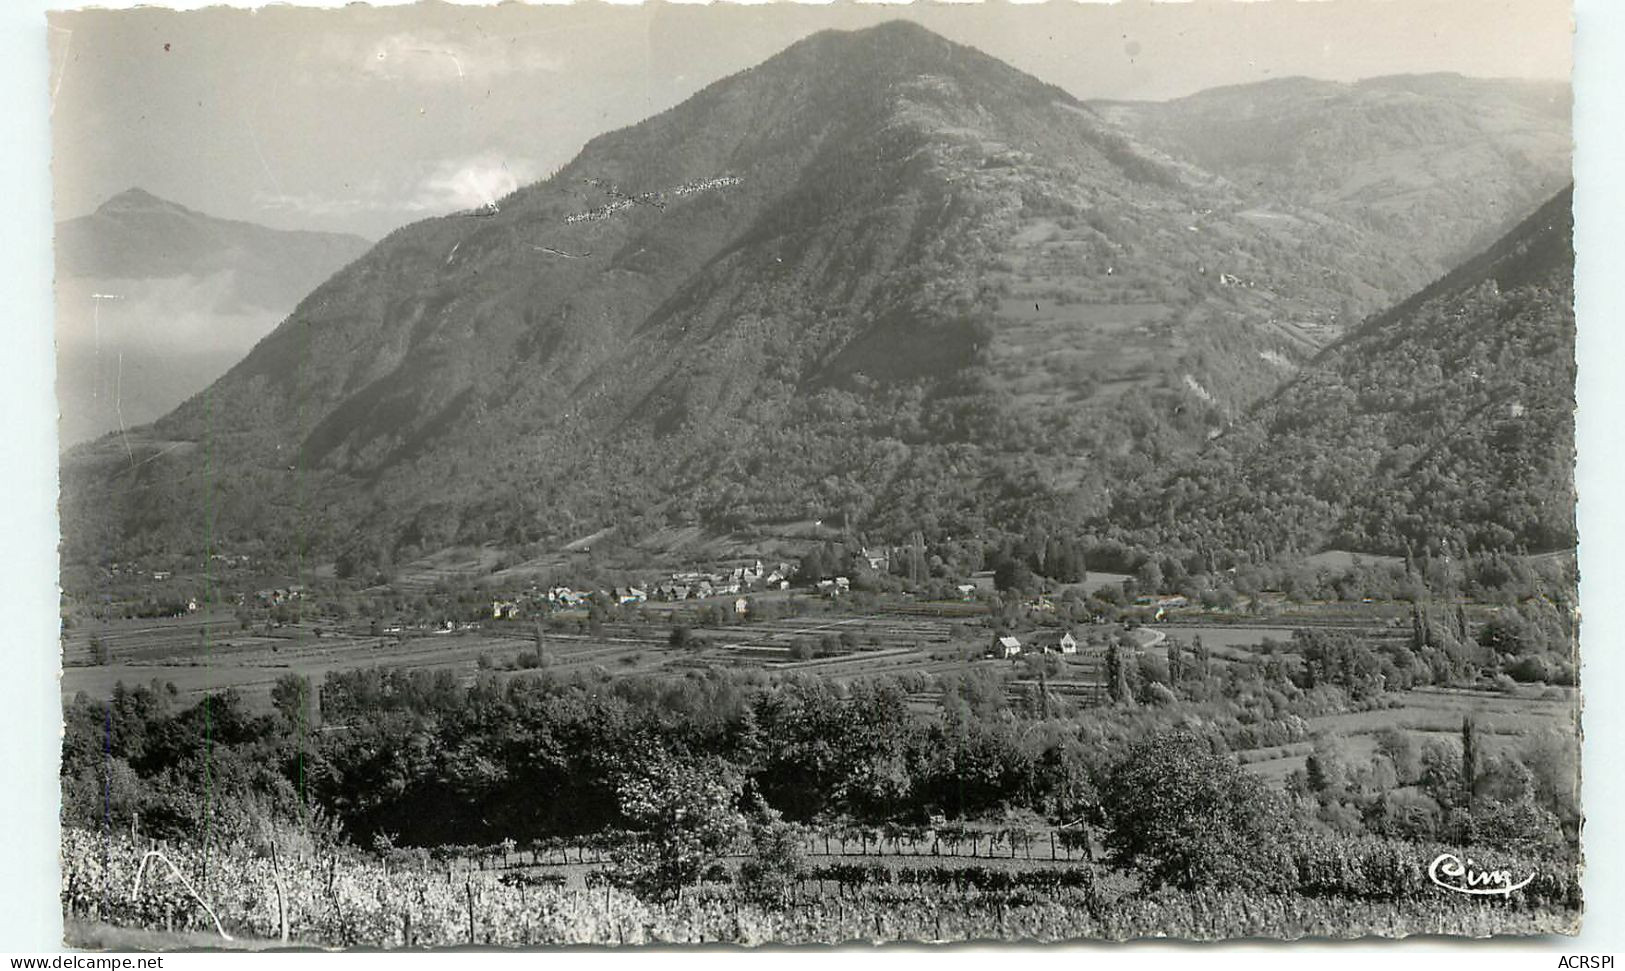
[[251, 156, 539, 222], [307, 30, 565, 84], [252, 190, 378, 219], [405, 155, 540, 213], [55, 272, 281, 355], [55, 273, 286, 446]]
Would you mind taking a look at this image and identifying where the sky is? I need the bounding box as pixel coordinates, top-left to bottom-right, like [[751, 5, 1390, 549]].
[[47, 0, 1574, 240]]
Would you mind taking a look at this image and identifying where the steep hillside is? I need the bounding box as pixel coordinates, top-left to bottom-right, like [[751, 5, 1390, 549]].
[[1108, 186, 1575, 560], [1094, 74, 1571, 290], [55, 190, 370, 446], [58, 24, 1573, 566]]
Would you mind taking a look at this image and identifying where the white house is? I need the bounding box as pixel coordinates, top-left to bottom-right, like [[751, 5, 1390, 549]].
[[816, 577, 851, 597], [991, 635, 1023, 659], [1043, 631, 1078, 655]]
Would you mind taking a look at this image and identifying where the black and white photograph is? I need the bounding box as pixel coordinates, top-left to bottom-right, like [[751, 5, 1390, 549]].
[[16, 0, 1608, 950]]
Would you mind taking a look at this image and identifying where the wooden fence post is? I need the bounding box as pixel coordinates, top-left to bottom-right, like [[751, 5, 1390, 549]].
[[268, 837, 290, 948]]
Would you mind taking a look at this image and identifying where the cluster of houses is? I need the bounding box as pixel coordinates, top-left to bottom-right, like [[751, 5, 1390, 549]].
[[546, 586, 606, 609], [858, 547, 890, 571], [651, 561, 794, 601], [253, 586, 307, 606], [104, 553, 257, 582], [816, 577, 852, 597], [988, 630, 1080, 659], [486, 560, 798, 620], [805, 548, 902, 598]]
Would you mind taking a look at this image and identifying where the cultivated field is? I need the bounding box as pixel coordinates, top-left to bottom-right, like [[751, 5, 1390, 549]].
[[60, 579, 1577, 795], [61, 598, 1084, 713]]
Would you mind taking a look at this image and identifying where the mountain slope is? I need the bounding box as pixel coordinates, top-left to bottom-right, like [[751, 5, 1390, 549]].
[[1108, 185, 1575, 560], [1093, 74, 1571, 289], [58, 24, 1573, 566], [55, 189, 371, 447]]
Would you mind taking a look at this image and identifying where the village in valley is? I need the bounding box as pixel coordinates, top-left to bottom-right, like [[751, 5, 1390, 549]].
[[57, 516, 1584, 946], [60, 525, 1572, 797]]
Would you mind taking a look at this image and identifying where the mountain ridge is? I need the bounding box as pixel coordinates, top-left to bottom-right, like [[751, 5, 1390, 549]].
[[58, 22, 1573, 566], [58, 187, 371, 289], [1091, 72, 1570, 278]]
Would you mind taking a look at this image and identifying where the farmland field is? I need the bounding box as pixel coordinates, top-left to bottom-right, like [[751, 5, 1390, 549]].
[[64, 590, 1563, 757], [61, 597, 1061, 712]]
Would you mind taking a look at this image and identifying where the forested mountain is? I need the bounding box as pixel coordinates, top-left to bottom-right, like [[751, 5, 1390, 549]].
[[55, 189, 371, 446], [1093, 74, 1571, 286], [58, 23, 1572, 567], [1107, 186, 1575, 560]]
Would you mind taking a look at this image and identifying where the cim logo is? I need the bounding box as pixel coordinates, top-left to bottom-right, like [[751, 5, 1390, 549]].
[[1427, 852, 1534, 897]]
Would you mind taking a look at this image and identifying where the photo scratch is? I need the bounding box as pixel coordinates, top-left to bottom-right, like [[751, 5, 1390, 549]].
[[48, 25, 72, 118]]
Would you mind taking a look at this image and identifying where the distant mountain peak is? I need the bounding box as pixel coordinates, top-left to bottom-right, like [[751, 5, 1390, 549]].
[[774, 18, 1068, 99], [822, 18, 950, 46], [95, 187, 190, 216]]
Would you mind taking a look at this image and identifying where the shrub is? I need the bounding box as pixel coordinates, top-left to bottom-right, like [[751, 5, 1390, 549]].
[[606, 757, 745, 902], [1101, 730, 1296, 893], [737, 805, 807, 907]]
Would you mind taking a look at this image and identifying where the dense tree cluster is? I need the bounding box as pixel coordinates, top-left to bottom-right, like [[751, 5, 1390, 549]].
[[1108, 192, 1575, 561], [63, 628, 1577, 889], [1287, 717, 1575, 850]]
